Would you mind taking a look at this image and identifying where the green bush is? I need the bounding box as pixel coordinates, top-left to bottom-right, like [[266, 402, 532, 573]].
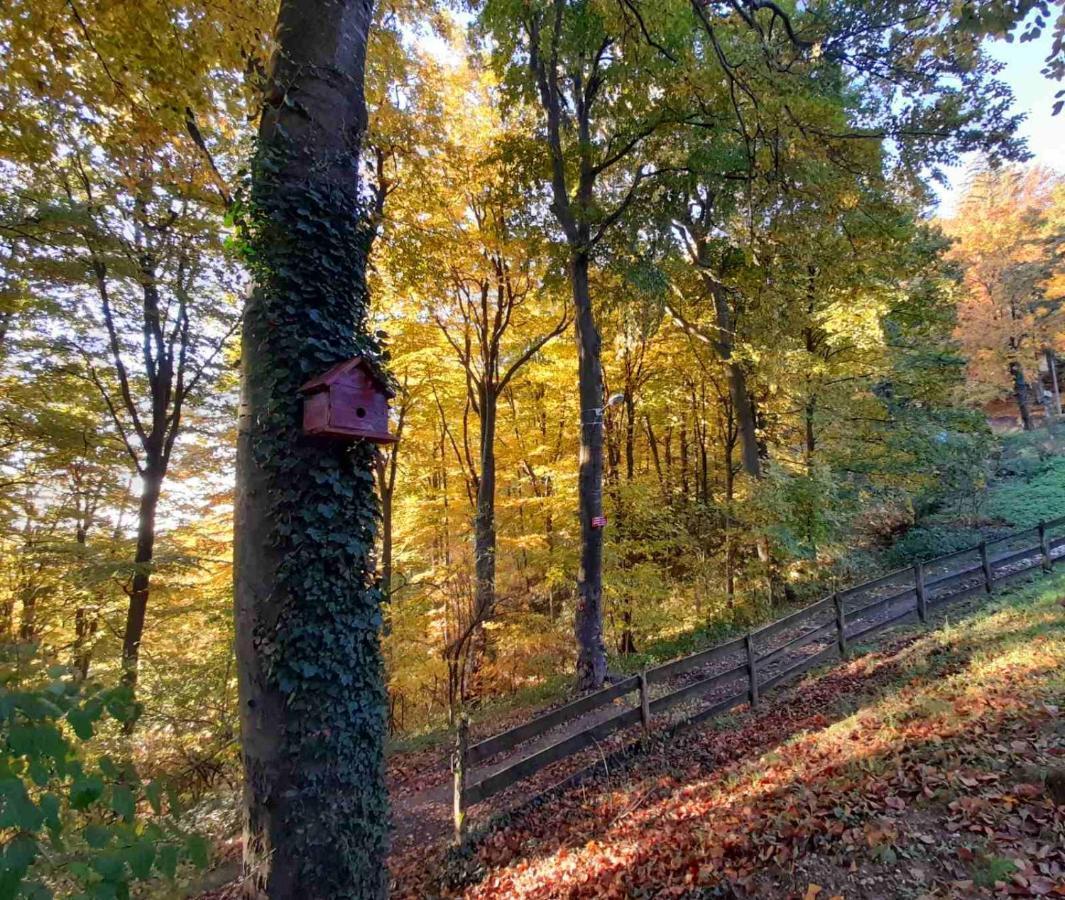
[[986, 455, 1065, 528], [0, 665, 204, 898], [885, 525, 985, 566], [994, 447, 1050, 481]]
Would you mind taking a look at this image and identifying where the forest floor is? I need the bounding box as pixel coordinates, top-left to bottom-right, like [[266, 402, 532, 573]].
[[391, 568, 1065, 898]]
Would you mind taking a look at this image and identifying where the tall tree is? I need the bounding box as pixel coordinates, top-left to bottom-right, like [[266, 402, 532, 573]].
[[947, 166, 1065, 430], [478, 0, 681, 688], [233, 1, 389, 896]]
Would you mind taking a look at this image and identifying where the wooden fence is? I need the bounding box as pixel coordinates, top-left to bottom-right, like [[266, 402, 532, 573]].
[[450, 517, 1065, 841]]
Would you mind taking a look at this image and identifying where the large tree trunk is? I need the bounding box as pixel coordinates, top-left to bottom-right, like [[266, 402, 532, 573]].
[[233, 2, 387, 897], [572, 252, 607, 690], [1010, 360, 1035, 431], [120, 464, 162, 688]]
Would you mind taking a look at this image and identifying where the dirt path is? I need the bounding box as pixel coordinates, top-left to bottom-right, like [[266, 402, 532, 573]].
[[388, 537, 1060, 855]]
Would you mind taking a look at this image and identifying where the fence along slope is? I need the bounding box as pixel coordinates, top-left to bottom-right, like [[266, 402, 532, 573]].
[[451, 515, 1065, 835]]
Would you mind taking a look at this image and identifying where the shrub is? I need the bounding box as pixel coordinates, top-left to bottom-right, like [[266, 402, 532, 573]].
[[885, 525, 985, 565], [0, 664, 204, 897], [986, 456, 1065, 529]]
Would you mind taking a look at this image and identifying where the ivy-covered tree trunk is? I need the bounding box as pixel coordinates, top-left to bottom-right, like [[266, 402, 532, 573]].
[[233, 1, 388, 897]]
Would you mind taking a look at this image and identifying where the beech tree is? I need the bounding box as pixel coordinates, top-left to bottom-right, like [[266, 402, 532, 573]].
[[478, 0, 685, 688], [233, 0, 389, 896]]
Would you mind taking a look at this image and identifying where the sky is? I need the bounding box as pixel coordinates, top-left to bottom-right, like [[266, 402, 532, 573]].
[[935, 29, 1064, 215]]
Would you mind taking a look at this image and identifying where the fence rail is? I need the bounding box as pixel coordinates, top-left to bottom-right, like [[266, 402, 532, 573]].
[[450, 515, 1065, 841]]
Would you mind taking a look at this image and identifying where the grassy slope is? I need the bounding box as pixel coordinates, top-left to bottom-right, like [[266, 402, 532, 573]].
[[405, 570, 1065, 899]]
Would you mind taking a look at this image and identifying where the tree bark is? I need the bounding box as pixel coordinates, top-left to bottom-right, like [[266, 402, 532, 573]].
[[572, 252, 608, 689], [233, 2, 386, 897], [1045, 348, 1061, 418], [1010, 360, 1034, 431], [121, 464, 162, 688], [804, 399, 816, 470], [472, 385, 498, 664], [72, 519, 96, 681]]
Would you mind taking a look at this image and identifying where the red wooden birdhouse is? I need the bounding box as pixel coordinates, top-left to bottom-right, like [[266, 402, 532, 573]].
[[299, 357, 397, 444]]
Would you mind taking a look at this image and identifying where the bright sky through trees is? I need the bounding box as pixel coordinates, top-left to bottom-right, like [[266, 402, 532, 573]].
[[937, 27, 1065, 214]]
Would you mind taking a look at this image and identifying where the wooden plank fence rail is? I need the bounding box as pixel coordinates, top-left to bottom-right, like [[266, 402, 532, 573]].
[[845, 586, 916, 621], [837, 564, 912, 598], [925, 563, 983, 596], [645, 635, 746, 684], [759, 643, 840, 694], [647, 663, 747, 716], [749, 595, 833, 642], [465, 674, 639, 766], [463, 706, 644, 806], [450, 518, 1065, 841], [756, 619, 837, 670]]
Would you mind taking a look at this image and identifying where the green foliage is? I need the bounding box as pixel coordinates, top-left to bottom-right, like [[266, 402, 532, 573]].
[[238, 137, 388, 893], [885, 525, 986, 566], [986, 455, 1065, 528], [0, 666, 200, 897], [753, 465, 847, 561]]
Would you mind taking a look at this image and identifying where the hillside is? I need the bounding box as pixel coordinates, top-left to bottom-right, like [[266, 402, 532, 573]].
[[394, 571, 1065, 898]]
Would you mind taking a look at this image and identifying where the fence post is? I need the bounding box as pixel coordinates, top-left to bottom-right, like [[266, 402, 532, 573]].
[[745, 632, 759, 708], [914, 561, 927, 624], [1039, 521, 1052, 572], [980, 540, 993, 594], [834, 591, 848, 658], [452, 714, 469, 845], [638, 669, 651, 734]]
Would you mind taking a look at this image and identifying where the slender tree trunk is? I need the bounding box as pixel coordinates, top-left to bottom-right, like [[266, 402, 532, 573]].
[[380, 483, 393, 599], [470, 386, 498, 687], [624, 392, 636, 483], [474, 391, 497, 605], [1010, 360, 1034, 431], [72, 522, 96, 681], [572, 251, 607, 690], [804, 398, 816, 471], [664, 426, 673, 495], [18, 586, 39, 642], [73, 608, 97, 681], [723, 425, 736, 611], [233, 2, 387, 896], [120, 465, 162, 688], [644, 415, 666, 499], [680, 422, 690, 498], [1045, 348, 1061, 418]]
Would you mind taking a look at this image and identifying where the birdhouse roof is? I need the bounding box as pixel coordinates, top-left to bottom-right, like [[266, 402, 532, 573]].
[[298, 357, 396, 398]]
